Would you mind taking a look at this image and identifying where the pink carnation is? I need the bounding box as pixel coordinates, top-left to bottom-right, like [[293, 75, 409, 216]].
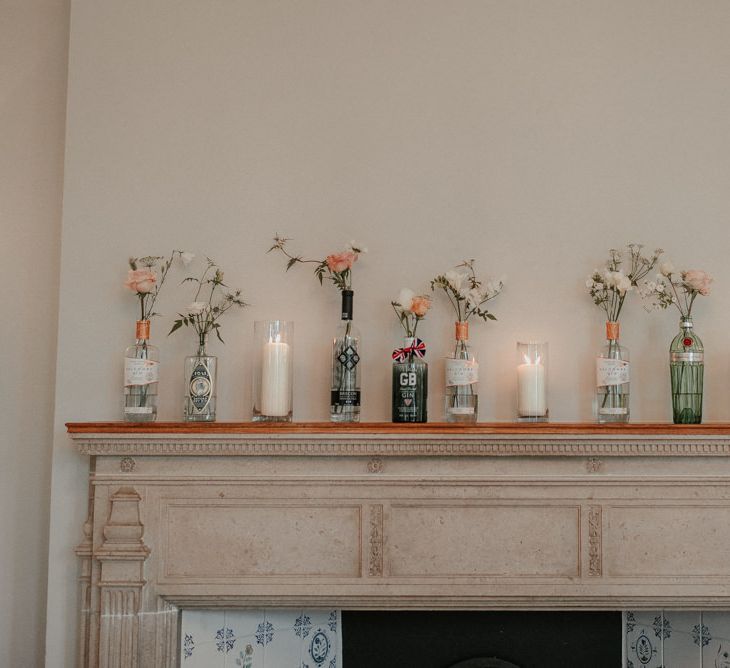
[[125, 268, 157, 294], [325, 251, 357, 274], [682, 269, 713, 296], [410, 295, 431, 317]]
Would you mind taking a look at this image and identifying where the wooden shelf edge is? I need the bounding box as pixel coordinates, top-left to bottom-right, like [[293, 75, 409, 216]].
[[65, 421, 730, 436]]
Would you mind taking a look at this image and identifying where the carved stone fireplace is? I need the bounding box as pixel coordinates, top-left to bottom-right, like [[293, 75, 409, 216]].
[[67, 422, 730, 667]]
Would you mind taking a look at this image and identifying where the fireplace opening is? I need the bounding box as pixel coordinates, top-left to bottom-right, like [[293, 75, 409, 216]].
[[341, 611, 620, 668]]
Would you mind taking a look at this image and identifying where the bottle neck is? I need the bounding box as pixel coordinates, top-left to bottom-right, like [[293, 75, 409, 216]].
[[135, 320, 150, 343], [605, 321, 620, 342], [455, 321, 469, 342], [680, 317, 693, 331], [341, 289, 354, 321]]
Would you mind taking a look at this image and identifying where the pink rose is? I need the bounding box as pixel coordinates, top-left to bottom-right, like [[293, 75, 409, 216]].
[[325, 251, 357, 274], [410, 295, 431, 317], [125, 268, 157, 294], [682, 269, 713, 296]]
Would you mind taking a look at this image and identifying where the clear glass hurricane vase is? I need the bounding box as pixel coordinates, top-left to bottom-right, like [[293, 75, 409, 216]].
[[183, 336, 217, 422], [595, 321, 630, 423], [392, 338, 428, 423], [124, 320, 159, 422], [445, 321, 478, 423], [670, 317, 704, 424]]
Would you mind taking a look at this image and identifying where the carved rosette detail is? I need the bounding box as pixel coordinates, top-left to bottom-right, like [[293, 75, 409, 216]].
[[367, 457, 384, 473], [588, 505, 602, 576], [120, 456, 136, 473], [586, 457, 602, 473], [368, 504, 384, 577]]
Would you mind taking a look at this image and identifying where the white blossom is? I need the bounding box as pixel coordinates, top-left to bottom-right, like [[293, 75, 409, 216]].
[[444, 269, 466, 292], [659, 261, 674, 277], [466, 287, 484, 308], [186, 301, 207, 316], [180, 251, 195, 267], [395, 288, 415, 309]]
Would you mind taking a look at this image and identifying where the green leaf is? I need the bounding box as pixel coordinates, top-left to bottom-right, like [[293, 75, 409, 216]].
[[215, 328, 225, 344], [168, 320, 183, 335]]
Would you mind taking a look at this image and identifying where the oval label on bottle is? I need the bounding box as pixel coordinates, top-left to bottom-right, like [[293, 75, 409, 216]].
[[445, 358, 478, 386], [124, 358, 159, 386], [596, 358, 629, 387]]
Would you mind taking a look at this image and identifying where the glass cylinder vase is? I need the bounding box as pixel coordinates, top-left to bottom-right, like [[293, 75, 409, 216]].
[[516, 341, 548, 422], [444, 321, 478, 423], [183, 338, 217, 422], [595, 321, 630, 423], [123, 319, 159, 422], [252, 320, 293, 422], [670, 317, 704, 424], [392, 337, 428, 423]]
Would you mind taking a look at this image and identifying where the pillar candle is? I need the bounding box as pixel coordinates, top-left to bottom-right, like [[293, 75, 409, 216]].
[[260, 337, 291, 416], [517, 358, 546, 417]]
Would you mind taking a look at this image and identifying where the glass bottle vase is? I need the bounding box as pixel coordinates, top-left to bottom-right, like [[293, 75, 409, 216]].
[[595, 321, 630, 423], [331, 289, 361, 422], [445, 321, 478, 423], [123, 320, 159, 422], [670, 317, 704, 424], [183, 338, 217, 422], [392, 338, 428, 423]]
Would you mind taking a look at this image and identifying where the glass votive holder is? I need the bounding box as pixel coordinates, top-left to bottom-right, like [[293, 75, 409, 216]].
[[516, 341, 548, 422], [252, 320, 293, 422]]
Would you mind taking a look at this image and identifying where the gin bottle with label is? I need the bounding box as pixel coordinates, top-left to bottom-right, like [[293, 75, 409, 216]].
[[595, 321, 629, 423], [124, 320, 159, 422], [331, 289, 361, 422], [445, 321, 478, 422], [670, 317, 703, 424], [392, 337, 428, 422], [183, 336, 217, 422]]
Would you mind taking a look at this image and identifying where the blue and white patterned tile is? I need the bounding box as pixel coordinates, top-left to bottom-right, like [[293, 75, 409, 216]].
[[701, 611, 730, 668], [625, 611, 663, 668], [182, 609, 227, 646], [181, 639, 225, 668], [224, 635, 258, 668], [225, 609, 267, 642], [661, 611, 702, 668]]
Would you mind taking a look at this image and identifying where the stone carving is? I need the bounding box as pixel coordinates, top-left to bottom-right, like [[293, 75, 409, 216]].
[[369, 504, 384, 577], [120, 456, 136, 473], [588, 505, 602, 576], [586, 457, 602, 472], [367, 457, 384, 473]]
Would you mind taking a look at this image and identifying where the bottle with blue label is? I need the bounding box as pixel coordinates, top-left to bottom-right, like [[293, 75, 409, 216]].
[[392, 337, 428, 423]]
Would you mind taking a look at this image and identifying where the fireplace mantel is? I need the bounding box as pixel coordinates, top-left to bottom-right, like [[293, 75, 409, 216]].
[[68, 422, 730, 667]]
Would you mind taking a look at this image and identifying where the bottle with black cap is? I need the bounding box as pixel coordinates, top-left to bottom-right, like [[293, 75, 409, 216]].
[[331, 289, 361, 421]]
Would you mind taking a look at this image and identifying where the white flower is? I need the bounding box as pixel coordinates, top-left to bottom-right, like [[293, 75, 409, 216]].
[[180, 251, 195, 266], [484, 278, 504, 299], [186, 301, 207, 316], [395, 288, 415, 309], [466, 287, 484, 308], [346, 240, 368, 254], [659, 261, 674, 277], [585, 278, 595, 289], [614, 272, 632, 295], [444, 269, 466, 292]]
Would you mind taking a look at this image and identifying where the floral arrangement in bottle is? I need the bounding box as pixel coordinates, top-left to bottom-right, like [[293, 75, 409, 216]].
[[430, 260, 504, 422], [641, 262, 712, 424], [391, 289, 431, 423], [169, 257, 247, 422], [585, 243, 662, 423], [122, 250, 192, 422], [269, 236, 366, 422]]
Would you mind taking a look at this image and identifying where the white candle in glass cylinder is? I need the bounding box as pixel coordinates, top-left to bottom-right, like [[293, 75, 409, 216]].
[[517, 355, 547, 417], [260, 336, 291, 416]]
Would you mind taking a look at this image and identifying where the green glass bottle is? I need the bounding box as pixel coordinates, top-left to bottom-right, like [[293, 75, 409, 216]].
[[670, 317, 704, 424], [392, 337, 428, 423]]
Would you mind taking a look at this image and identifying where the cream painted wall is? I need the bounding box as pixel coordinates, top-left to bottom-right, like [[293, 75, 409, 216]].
[[47, 1, 730, 664], [0, 0, 69, 665]]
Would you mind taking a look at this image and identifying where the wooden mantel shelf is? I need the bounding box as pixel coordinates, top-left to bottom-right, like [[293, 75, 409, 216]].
[[67, 421, 730, 457], [66, 421, 730, 435]]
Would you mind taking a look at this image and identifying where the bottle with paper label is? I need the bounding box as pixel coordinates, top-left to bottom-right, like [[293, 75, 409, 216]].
[[123, 319, 159, 422], [595, 321, 629, 423], [669, 317, 703, 424], [445, 321, 478, 422]]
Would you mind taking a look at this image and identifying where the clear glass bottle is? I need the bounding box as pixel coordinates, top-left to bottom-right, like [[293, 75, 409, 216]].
[[392, 337, 428, 423], [183, 335, 217, 422], [595, 321, 630, 423], [123, 320, 159, 422], [445, 321, 478, 423], [670, 317, 704, 424], [331, 289, 361, 422]]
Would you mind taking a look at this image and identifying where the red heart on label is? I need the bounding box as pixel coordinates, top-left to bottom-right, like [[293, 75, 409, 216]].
[[404, 398, 412, 406], [683, 337, 693, 347]]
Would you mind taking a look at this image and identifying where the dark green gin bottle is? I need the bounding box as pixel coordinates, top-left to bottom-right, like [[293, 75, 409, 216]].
[[392, 337, 428, 423]]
